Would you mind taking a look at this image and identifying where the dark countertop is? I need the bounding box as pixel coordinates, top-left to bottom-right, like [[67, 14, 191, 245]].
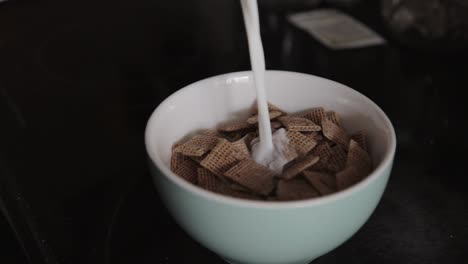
[[1, 0, 467, 263]]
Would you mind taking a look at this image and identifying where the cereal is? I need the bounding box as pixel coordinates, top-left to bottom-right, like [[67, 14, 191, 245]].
[[172, 156, 199, 184], [200, 139, 245, 176], [322, 119, 350, 149], [171, 148, 186, 171], [198, 167, 225, 192], [272, 121, 283, 128], [169, 104, 374, 201], [253, 102, 285, 114], [304, 132, 324, 142], [311, 141, 333, 158], [327, 145, 347, 172], [174, 134, 219, 157], [229, 182, 252, 193], [303, 171, 336, 195], [242, 132, 257, 150], [189, 155, 206, 163], [294, 107, 326, 125], [346, 139, 372, 175], [224, 132, 245, 142], [247, 110, 282, 125], [276, 178, 319, 201], [282, 154, 320, 180], [310, 142, 333, 171], [325, 111, 342, 126], [218, 120, 252, 132], [336, 166, 362, 190], [278, 116, 321, 132], [198, 168, 261, 200], [287, 131, 318, 155], [202, 129, 221, 137], [350, 131, 368, 152], [231, 137, 251, 158], [282, 141, 299, 163], [224, 159, 275, 196]]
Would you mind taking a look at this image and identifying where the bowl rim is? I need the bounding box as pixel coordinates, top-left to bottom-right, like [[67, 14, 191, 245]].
[[145, 70, 397, 209]]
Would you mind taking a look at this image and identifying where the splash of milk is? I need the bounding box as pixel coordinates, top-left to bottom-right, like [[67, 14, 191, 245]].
[[240, 0, 290, 173], [251, 128, 292, 175]]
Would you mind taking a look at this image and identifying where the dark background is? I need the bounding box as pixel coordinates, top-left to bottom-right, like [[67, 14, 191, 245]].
[[1, 0, 467, 263]]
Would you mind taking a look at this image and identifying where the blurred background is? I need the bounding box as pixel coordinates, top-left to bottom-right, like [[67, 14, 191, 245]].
[[0, 0, 467, 263]]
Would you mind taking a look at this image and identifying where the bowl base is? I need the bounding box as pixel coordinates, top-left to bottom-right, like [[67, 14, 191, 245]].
[[222, 257, 310, 264]]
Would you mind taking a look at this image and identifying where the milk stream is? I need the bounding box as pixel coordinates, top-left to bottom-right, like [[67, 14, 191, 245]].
[[240, 0, 290, 173]]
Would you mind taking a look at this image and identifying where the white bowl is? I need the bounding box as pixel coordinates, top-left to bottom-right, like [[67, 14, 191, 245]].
[[145, 71, 396, 264]]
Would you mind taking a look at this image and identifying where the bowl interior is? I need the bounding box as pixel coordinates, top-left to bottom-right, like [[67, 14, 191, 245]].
[[146, 71, 394, 198]]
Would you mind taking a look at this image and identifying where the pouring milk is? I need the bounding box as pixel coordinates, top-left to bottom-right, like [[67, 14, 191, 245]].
[[240, 0, 290, 175]]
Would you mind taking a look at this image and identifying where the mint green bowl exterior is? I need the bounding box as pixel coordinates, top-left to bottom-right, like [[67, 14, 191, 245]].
[[145, 71, 396, 264]]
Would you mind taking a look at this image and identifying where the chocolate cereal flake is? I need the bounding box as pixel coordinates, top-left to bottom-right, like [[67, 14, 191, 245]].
[[325, 111, 342, 126], [296, 107, 327, 125], [271, 121, 283, 129], [322, 119, 350, 149], [310, 142, 333, 171], [247, 110, 283, 125], [253, 102, 285, 114], [198, 167, 225, 192], [287, 131, 318, 155], [350, 131, 368, 152], [276, 178, 319, 201], [172, 156, 199, 184], [303, 171, 336, 195], [304, 132, 324, 142], [327, 145, 347, 172], [336, 166, 363, 190], [171, 149, 186, 171], [278, 116, 321, 132], [174, 134, 220, 157], [218, 120, 252, 133], [200, 139, 245, 177], [231, 137, 251, 158], [224, 159, 275, 196], [346, 139, 372, 174], [282, 154, 320, 180]]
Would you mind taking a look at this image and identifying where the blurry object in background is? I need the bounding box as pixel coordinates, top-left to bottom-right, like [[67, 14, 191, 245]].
[[282, 8, 388, 95], [382, 0, 468, 52], [326, 0, 362, 7], [288, 9, 385, 49], [259, 0, 366, 11], [259, 0, 322, 10]]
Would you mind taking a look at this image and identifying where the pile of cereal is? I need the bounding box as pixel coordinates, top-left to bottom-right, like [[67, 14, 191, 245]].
[[170, 103, 372, 201]]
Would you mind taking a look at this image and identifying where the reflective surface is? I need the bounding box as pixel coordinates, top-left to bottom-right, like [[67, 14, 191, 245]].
[[0, 0, 466, 263]]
